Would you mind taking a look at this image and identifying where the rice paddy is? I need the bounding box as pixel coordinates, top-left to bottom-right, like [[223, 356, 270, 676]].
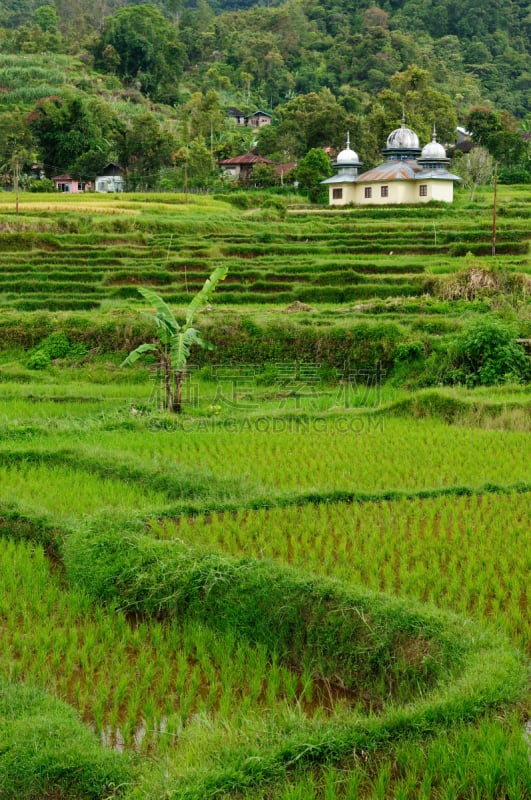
[[0, 186, 528, 312], [0, 190, 529, 799]]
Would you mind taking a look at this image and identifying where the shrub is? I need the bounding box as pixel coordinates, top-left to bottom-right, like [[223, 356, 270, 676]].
[[26, 349, 50, 370], [449, 317, 530, 386], [36, 333, 71, 359], [27, 178, 57, 193], [394, 341, 424, 362], [26, 333, 88, 369]]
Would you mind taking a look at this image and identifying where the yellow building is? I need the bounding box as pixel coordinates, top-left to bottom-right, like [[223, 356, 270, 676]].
[[322, 121, 460, 206]]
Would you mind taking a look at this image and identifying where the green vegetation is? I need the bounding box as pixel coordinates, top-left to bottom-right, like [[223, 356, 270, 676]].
[[0, 184, 529, 798], [0, 675, 129, 799], [0, 0, 529, 193], [122, 267, 228, 411], [0, 380, 529, 797]]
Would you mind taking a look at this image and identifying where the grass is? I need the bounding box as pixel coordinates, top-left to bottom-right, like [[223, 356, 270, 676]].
[[0, 674, 130, 799]]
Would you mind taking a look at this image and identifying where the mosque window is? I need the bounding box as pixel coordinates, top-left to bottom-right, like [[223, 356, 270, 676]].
[[381, 185, 389, 197], [364, 187, 372, 198], [333, 188, 343, 199], [419, 184, 428, 196]]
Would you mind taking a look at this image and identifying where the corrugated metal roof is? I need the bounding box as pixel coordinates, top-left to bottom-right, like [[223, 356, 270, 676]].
[[321, 174, 358, 184], [417, 169, 461, 181], [357, 161, 421, 182], [219, 153, 274, 165]]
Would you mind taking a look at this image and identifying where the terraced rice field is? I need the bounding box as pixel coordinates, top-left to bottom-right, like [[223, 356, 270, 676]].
[[0, 189, 528, 310], [0, 189, 529, 799], [0, 379, 529, 798]]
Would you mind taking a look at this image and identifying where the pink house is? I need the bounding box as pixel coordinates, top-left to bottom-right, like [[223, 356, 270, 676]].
[[53, 175, 91, 193]]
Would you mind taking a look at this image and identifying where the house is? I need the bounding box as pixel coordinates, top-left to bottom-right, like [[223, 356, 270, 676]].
[[227, 107, 247, 126], [322, 121, 460, 206], [219, 153, 275, 184], [95, 163, 124, 193], [225, 109, 272, 128], [53, 175, 90, 193], [245, 111, 272, 128]]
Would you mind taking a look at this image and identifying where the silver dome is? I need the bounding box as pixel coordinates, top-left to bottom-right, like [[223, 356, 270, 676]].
[[386, 125, 420, 150], [336, 146, 360, 164], [421, 131, 446, 160]]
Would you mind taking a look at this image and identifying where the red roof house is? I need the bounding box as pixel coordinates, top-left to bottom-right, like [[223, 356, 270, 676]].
[[219, 153, 275, 184]]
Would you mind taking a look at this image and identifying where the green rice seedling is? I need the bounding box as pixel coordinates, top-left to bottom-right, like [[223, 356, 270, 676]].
[[0, 460, 170, 521], [157, 490, 530, 651], [60, 516, 524, 797]]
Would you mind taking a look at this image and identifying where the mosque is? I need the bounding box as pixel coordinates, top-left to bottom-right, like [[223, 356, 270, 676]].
[[321, 118, 460, 206]]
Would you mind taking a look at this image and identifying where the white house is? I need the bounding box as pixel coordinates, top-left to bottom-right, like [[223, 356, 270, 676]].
[[322, 120, 460, 206], [95, 163, 124, 193]]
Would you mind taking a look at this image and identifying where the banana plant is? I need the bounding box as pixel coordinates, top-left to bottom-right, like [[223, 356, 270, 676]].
[[121, 265, 227, 412]]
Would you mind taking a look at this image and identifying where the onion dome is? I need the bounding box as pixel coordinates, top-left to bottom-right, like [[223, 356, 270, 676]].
[[421, 139, 446, 159], [418, 127, 450, 168], [335, 132, 361, 166], [324, 132, 363, 183], [386, 125, 420, 150], [382, 114, 421, 160]]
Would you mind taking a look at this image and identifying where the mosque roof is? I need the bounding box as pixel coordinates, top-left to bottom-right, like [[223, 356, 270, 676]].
[[334, 132, 362, 166]]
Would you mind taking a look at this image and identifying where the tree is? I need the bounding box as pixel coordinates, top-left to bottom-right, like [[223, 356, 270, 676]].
[[93, 4, 184, 101], [486, 130, 528, 170], [27, 93, 120, 177], [118, 113, 177, 189], [251, 162, 278, 187], [465, 107, 502, 145], [179, 90, 225, 144], [0, 109, 35, 178], [456, 146, 494, 199], [121, 267, 228, 413], [34, 5, 59, 34], [259, 89, 347, 159], [377, 66, 458, 146], [295, 147, 332, 203]]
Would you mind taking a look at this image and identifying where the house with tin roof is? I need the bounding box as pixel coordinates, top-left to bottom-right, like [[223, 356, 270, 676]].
[[322, 120, 460, 206], [245, 110, 272, 128], [95, 163, 124, 193], [219, 152, 275, 184]]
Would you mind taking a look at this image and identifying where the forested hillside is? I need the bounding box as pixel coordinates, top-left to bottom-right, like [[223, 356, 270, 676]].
[[0, 0, 529, 189]]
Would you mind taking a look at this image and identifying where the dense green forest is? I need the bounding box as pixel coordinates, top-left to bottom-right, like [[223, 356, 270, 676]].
[[0, 0, 529, 188]]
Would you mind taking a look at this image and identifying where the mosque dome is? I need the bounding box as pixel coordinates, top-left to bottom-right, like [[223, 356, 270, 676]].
[[381, 116, 421, 160], [336, 146, 360, 164], [334, 133, 361, 166], [418, 128, 450, 168], [386, 125, 420, 150], [421, 133, 447, 160]]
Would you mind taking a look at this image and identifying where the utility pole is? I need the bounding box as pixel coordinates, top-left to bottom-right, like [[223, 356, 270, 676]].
[[492, 162, 498, 257], [184, 148, 188, 205], [14, 153, 20, 216]]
